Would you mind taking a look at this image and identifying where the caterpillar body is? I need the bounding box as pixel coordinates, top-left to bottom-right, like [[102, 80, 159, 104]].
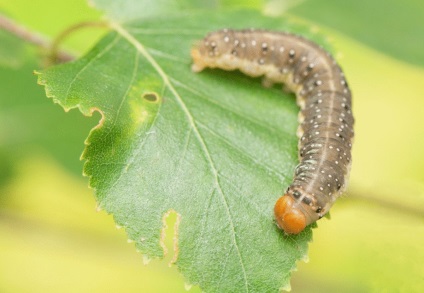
[[191, 29, 354, 234]]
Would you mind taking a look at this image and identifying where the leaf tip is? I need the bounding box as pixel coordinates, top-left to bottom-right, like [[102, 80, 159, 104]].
[[95, 203, 102, 212], [301, 253, 310, 263], [142, 254, 151, 265], [280, 282, 292, 292], [184, 283, 193, 291]]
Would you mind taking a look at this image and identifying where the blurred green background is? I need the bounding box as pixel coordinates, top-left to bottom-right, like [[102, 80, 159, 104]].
[[1, 0, 423, 292]]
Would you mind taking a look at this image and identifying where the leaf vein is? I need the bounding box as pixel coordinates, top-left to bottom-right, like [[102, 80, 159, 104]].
[[64, 34, 121, 106], [102, 49, 140, 193], [170, 77, 295, 138], [113, 22, 249, 291], [146, 47, 189, 63], [196, 120, 290, 183], [218, 174, 275, 222]]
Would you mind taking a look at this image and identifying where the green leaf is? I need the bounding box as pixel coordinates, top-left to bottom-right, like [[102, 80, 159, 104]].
[[90, 0, 267, 22], [0, 58, 94, 175], [90, 0, 187, 21], [287, 0, 424, 67], [36, 10, 336, 292]]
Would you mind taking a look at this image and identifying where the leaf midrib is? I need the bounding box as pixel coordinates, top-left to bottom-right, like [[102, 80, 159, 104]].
[[111, 22, 250, 291]]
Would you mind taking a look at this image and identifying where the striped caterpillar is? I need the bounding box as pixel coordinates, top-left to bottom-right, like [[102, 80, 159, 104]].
[[191, 29, 354, 234]]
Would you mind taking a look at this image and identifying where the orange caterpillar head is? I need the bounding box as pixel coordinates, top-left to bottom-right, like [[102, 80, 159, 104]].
[[274, 195, 306, 234]]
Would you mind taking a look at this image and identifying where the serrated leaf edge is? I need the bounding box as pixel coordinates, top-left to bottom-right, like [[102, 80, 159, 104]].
[[34, 17, 319, 292], [110, 21, 251, 290]]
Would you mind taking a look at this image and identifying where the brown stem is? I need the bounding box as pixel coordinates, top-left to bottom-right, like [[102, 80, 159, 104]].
[[0, 14, 74, 62], [347, 188, 424, 219], [0, 14, 109, 65], [0, 14, 47, 47], [48, 21, 109, 65]]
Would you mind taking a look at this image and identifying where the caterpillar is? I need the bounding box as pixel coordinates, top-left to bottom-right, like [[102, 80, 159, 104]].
[[191, 29, 354, 234]]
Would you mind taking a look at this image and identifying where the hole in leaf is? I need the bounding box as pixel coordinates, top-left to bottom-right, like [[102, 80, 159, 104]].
[[142, 92, 159, 102]]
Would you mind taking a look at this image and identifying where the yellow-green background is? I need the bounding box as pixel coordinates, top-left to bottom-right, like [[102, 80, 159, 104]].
[[1, 0, 423, 292]]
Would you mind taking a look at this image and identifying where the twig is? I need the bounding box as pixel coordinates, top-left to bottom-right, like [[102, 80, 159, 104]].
[[0, 14, 109, 65], [48, 21, 109, 64], [0, 14, 74, 62], [346, 188, 424, 219]]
